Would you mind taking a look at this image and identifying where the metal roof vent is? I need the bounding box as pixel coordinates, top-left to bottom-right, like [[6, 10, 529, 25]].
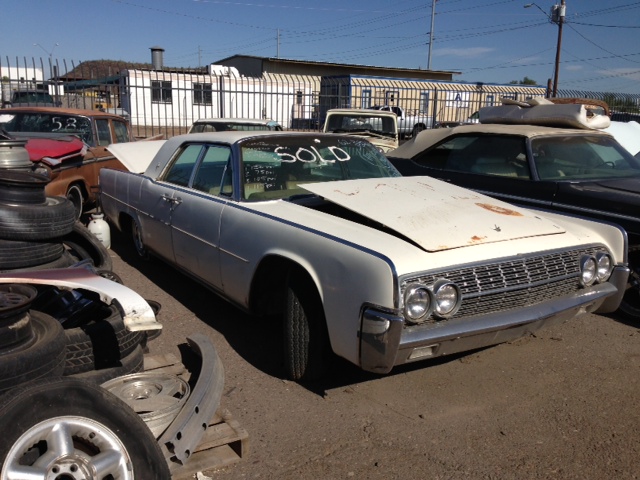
[[150, 46, 165, 70]]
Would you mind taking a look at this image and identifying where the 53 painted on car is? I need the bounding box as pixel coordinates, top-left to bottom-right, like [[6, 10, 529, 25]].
[[100, 131, 628, 381]]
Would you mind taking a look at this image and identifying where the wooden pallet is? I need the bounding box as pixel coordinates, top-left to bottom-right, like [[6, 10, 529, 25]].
[[142, 353, 249, 478]]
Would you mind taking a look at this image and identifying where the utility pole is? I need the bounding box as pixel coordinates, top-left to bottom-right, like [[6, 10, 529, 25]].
[[551, 0, 566, 97], [427, 0, 436, 70]]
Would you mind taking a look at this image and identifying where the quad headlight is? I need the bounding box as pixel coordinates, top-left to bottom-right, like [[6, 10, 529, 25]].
[[595, 252, 613, 283], [403, 279, 461, 323], [403, 283, 433, 322], [432, 279, 462, 319]]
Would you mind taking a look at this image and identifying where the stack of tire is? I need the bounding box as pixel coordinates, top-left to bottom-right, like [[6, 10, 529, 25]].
[[0, 139, 146, 386], [0, 284, 170, 478]]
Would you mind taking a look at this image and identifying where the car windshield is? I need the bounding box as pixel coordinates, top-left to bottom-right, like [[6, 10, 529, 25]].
[[240, 135, 400, 201], [325, 114, 397, 136], [12, 92, 54, 103], [0, 112, 94, 145], [531, 135, 640, 180]]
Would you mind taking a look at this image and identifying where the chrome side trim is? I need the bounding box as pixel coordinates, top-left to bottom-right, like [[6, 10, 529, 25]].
[[161, 333, 225, 467]]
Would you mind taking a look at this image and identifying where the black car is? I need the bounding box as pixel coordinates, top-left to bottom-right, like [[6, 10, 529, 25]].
[[387, 123, 640, 318]]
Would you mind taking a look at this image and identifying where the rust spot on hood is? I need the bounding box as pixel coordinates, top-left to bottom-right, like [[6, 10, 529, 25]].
[[469, 235, 487, 243], [475, 203, 524, 216]]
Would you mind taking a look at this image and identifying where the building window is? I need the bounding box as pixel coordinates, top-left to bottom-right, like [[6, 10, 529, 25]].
[[420, 92, 430, 113], [385, 91, 399, 105], [485, 95, 495, 106], [152, 80, 172, 103], [194, 83, 213, 105], [361, 89, 372, 108]]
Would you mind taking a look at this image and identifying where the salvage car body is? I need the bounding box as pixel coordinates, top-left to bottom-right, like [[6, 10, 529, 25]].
[[323, 108, 399, 152], [0, 106, 131, 216], [387, 116, 640, 317], [100, 131, 627, 379]]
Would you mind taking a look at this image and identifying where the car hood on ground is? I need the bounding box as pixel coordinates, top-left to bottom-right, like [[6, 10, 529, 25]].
[[300, 177, 565, 252]]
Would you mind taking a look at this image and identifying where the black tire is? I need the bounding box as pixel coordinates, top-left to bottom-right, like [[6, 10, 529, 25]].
[[131, 215, 150, 259], [618, 248, 640, 320], [0, 238, 64, 270], [0, 376, 171, 479], [412, 124, 425, 137], [60, 221, 113, 271], [71, 344, 145, 384], [0, 310, 66, 394], [63, 305, 145, 375], [0, 249, 75, 272], [283, 267, 330, 381], [0, 284, 37, 349], [66, 184, 84, 221], [0, 170, 48, 205], [0, 196, 76, 241]]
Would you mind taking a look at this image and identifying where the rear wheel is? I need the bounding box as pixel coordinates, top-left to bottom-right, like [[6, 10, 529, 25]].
[[131, 217, 149, 259], [66, 184, 84, 221], [0, 377, 171, 479], [283, 267, 330, 381], [412, 124, 425, 137]]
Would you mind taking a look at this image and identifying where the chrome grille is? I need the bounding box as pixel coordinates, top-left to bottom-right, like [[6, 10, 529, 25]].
[[401, 246, 607, 323]]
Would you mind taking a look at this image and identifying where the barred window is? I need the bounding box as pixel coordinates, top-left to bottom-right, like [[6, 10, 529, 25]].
[[194, 83, 213, 105], [151, 81, 172, 103]]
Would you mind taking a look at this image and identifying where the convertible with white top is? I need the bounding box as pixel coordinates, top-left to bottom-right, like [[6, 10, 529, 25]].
[[99, 131, 628, 381]]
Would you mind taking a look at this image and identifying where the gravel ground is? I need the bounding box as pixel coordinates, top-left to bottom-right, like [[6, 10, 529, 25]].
[[108, 229, 640, 480]]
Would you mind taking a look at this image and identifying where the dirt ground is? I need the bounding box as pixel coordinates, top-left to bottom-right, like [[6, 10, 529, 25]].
[[108, 229, 640, 480]]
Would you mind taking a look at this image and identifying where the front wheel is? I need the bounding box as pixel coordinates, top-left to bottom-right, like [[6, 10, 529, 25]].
[[283, 267, 330, 381], [0, 377, 171, 479], [618, 248, 640, 320]]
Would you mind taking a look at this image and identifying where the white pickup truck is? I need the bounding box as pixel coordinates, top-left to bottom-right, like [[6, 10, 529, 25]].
[[323, 108, 398, 152], [369, 105, 433, 138]]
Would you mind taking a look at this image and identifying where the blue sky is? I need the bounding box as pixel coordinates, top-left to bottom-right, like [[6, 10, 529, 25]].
[[4, 0, 640, 93]]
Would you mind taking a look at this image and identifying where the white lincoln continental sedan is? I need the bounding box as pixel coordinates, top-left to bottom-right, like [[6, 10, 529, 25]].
[[100, 132, 629, 381]]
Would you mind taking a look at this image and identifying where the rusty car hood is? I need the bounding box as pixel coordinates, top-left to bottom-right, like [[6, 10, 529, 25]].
[[300, 177, 566, 252]]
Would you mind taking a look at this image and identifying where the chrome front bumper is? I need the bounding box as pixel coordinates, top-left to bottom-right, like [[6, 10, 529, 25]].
[[359, 276, 622, 375]]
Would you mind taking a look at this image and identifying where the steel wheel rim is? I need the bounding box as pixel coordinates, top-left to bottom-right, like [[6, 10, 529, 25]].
[[2, 416, 134, 480], [102, 372, 190, 438]]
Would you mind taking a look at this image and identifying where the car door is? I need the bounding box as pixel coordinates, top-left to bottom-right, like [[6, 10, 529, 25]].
[[399, 133, 558, 209], [140, 143, 204, 263], [169, 144, 232, 291]]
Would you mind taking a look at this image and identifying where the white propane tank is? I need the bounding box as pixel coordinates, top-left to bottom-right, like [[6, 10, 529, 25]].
[[87, 213, 111, 249]]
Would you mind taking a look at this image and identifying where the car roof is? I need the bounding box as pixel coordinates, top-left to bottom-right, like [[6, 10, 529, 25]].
[[0, 106, 127, 120], [170, 130, 352, 145], [193, 118, 278, 125], [327, 108, 397, 116], [390, 123, 613, 158]]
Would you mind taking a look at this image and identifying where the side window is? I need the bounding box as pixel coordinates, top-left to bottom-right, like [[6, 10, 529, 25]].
[[113, 121, 130, 143], [164, 144, 204, 187], [96, 119, 112, 146], [414, 135, 530, 179], [192, 145, 232, 195]]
